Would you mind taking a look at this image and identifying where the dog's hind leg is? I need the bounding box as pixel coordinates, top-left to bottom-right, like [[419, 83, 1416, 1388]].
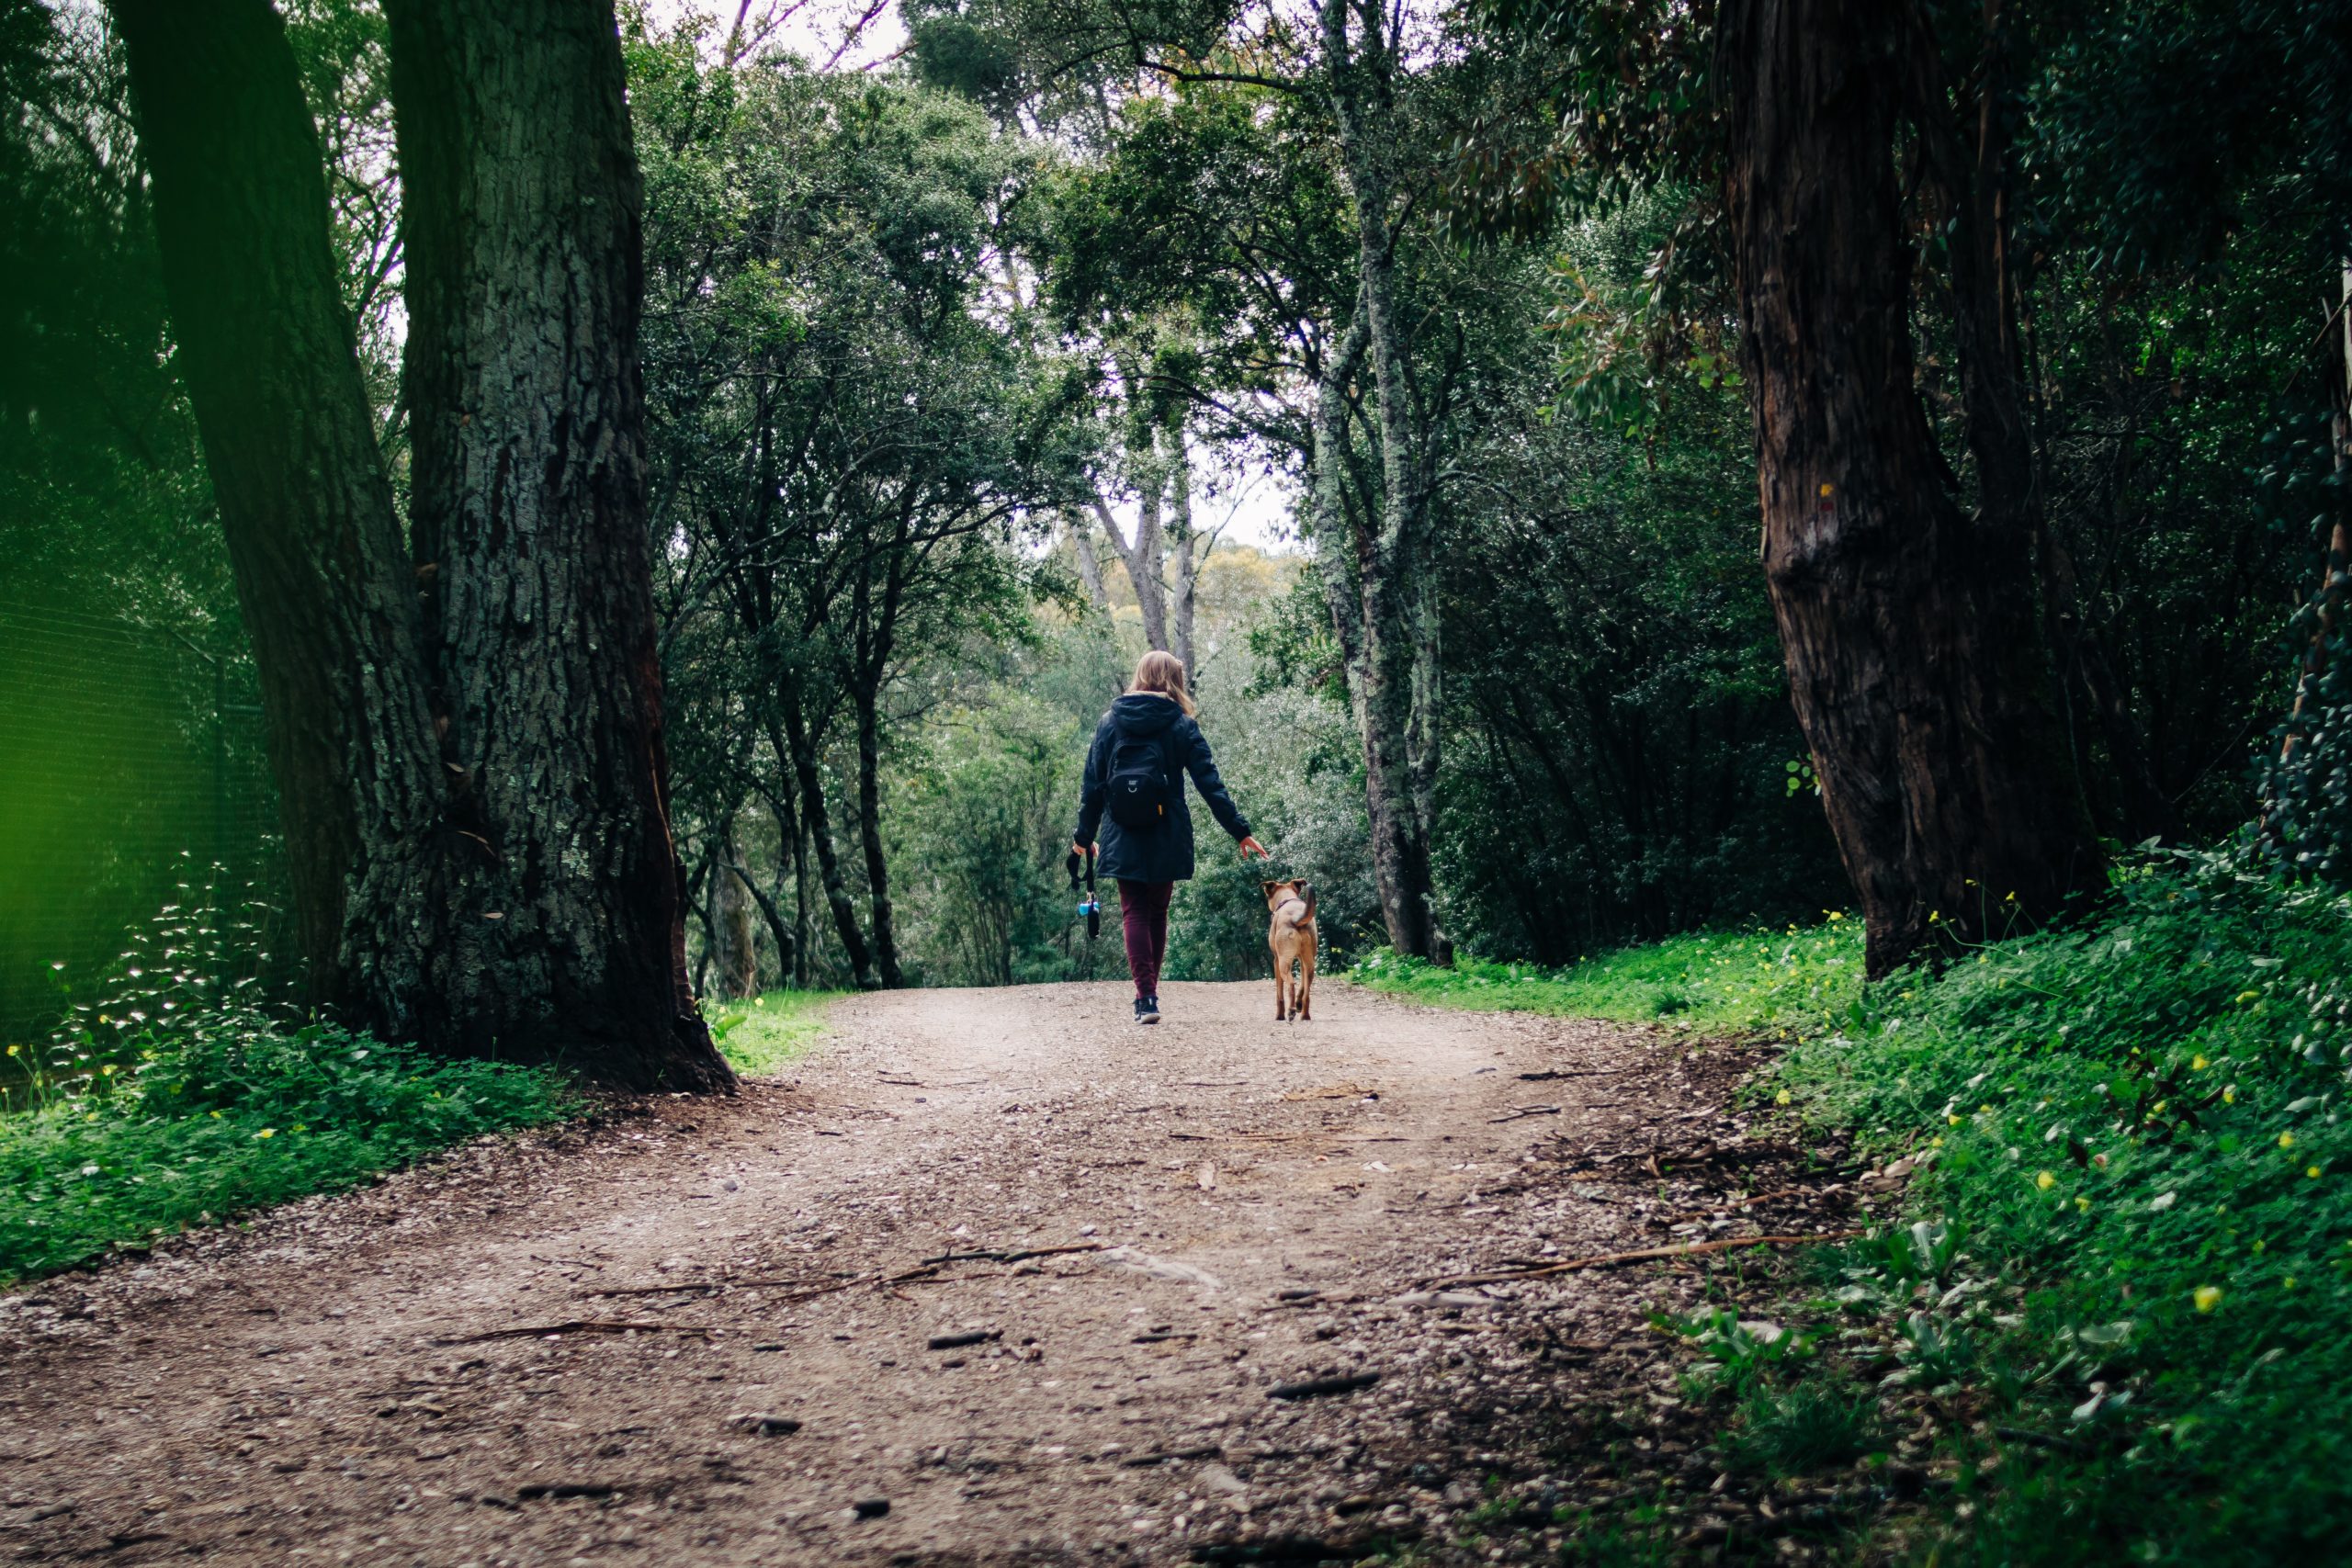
[[1296, 946, 1315, 1021], [1272, 955, 1289, 1021]]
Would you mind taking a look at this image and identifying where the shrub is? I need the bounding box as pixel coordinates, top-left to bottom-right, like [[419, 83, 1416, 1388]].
[[1, 896, 577, 1283]]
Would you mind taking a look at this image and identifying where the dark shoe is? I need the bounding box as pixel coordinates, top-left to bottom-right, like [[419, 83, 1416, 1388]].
[[1135, 996, 1160, 1025]]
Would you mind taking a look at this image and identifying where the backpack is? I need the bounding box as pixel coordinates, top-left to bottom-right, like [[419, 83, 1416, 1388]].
[[1106, 726, 1181, 830]]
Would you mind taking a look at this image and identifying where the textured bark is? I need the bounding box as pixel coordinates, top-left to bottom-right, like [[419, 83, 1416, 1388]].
[[775, 705, 879, 989], [1719, 0, 2102, 977], [1071, 513, 1113, 614], [1319, 0, 1443, 961], [713, 824, 759, 998], [1168, 433, 1201, 672], [852, 682, 904, 988], [121, 0, 728, 1089], [111, 0, 447, 1008], [379, 0, 729, 1084], [1091, 485, 1169, 651]]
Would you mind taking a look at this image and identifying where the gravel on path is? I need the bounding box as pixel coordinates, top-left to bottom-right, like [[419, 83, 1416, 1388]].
[[0, 980, 1832, 1565]]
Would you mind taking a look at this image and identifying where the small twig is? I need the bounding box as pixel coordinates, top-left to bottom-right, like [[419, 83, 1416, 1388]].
[[1517, 1069, 1629, 1081], [1428, 1232, 1863, 1289], [1268, 1371, 1380, 1400], [1490, 1104, 1563, 1123], [433, 1320, 707, 1346], [917, 1242, 1104, 1267]]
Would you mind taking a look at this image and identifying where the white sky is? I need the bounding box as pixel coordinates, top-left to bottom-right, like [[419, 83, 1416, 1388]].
[[640, 0, 1303, 554]]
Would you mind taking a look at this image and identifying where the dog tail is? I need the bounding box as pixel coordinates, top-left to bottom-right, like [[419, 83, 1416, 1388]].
[[1299, 882, 1317, 921]]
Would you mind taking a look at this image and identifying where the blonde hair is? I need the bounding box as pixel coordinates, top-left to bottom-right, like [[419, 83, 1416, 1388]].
[[1128, 649, 1196, 716]]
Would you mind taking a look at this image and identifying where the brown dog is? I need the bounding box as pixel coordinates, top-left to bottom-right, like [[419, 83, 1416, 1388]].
[[1262, 879, 1318, 1021]]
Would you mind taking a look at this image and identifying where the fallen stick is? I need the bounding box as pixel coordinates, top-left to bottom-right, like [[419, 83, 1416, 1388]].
[[1490, 1104, 1562, 1123], [1428, 1232, 1863, 1289], [434, 1320, 707, 1346], [1267, 1371, 1380, 1400], [1517, 1069, 1630, 1081], [918, 1242, 1103, 1267]]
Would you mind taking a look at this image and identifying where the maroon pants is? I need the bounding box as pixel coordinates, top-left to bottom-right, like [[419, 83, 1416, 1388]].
[[1118, 879, 1173, 998]]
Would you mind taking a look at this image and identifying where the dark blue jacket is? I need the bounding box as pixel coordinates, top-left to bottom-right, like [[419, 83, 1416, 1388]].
[[1073, 694, 1250, 883]]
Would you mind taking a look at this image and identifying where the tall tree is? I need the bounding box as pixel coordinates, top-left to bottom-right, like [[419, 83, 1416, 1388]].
[[1716, 0, 2101, 974], [113, 0, 730, 1088]]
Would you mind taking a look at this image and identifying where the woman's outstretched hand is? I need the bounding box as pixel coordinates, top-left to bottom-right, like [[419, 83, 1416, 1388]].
[[1238, 836, 1269, 860], [1071, 840, 1093, 858]]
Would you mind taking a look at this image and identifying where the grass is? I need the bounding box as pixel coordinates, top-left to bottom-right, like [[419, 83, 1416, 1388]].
[[0, 1021, 577, 1283], [1, 897, 843, 1286], [1349, 917, 1864, 1038], [1360, 849, 2352, 1564], [708, 987, 842, 1077]]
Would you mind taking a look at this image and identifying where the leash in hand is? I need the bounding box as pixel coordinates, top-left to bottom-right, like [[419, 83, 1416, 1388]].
[[1066, 846, 1100, 941]]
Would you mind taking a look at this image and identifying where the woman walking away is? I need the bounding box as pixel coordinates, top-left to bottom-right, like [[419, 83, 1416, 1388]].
[[1073, 650, 1266, 1023]]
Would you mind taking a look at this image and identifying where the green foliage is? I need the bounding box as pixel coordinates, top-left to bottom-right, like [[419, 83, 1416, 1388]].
[[1376, 853, 2352, 1557], [1, 1002, 574, 1287], [1719, 1379, 1881, 1480], [1350, 918, 1862, 1039], [1763, 852, 2352, 1561], [708, 988, 842, 1079]]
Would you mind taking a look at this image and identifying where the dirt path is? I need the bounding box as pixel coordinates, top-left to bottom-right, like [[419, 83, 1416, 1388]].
[[0, 981, 1827, 1566]]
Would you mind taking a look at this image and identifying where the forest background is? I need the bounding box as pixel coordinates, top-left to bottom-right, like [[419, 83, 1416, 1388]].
[[0, 0, 2344, 1043]]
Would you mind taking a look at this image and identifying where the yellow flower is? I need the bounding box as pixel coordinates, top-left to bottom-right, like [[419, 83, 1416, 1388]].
[[2191, 1055, 2208, 1071], [2075, 1196, 2092, 1213], [1774, 1089, 1792, 1106], [2309, 1166, 2324, 1180], [2036, 1170, 2057, 1190], [2279, 1132, 2296, 1150], [1931, 1136, 1945, 1148], [2223, 1087, 2237, 1104], [2193, 1285, 2223, 1313], [4, 1044, 16, 1057], [2153, 1100, 2168, 1115], [253, 1127, 276, 1140], [1948, 1114, 1962, 1125]]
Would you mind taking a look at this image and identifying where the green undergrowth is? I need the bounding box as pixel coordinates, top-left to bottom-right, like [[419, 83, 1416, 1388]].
[[1365, 850, 2352, 1562], [0, 1021, 577, 1284], [710, 988, 842, 1077], [0, 895, 580, 1284], [1350, 917, 1864, 1040]]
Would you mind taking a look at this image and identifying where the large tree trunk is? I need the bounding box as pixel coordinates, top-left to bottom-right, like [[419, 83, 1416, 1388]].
[[1319, 0, 1444, 961], [111, 0, 447, 1010], [374, 0, 729, 1085], [1719, 0, 2101, 977]]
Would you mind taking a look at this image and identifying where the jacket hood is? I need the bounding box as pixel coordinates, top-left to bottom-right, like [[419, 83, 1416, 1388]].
[[1111, 692, 1183, 736]]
